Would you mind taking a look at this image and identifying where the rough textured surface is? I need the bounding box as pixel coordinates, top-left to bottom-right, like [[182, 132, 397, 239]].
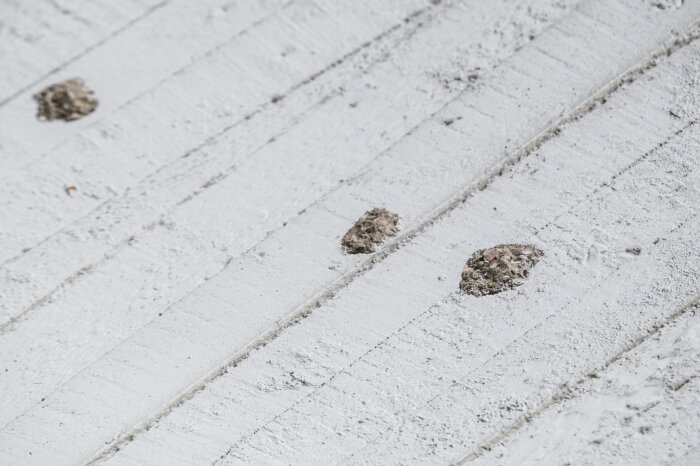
[[459, 244, 543, 296], [33, 78, 98, 121], [0, 0, 163, 105], [0, 0, 699, 465], [469, 305, 700, 466], [342, 208, 399, 254]]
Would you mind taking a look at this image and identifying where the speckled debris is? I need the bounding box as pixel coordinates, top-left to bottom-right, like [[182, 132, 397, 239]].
[[342, 208, 399, 254], [33, 78, 98, 121], [460, 243, 543, 296]]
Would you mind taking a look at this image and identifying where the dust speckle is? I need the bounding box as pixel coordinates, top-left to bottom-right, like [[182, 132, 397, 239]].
[[33, 78, 98, 121], [443, 116, 462, 127], [342, 208, 399, 254], [459, 243, 543, 296], [652, 0, 684, 9]]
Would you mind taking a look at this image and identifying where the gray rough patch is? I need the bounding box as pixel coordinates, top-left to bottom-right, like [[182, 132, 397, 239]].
[[33, 78, 98, 121], [460, 243, 543, 296], [342, 208, 399, 254], [651, 0, 684, 10]]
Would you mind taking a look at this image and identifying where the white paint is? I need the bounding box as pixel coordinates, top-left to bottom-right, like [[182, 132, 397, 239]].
[[0, 0, 584, 432], [0, 0, 164, 105], [0, 0, 699, 464], [0, 0, 573, 326], [0, 0, 426, 263], [97, 35, 700, 464], [0, 0, 288, 169], [470, 306, 700, 465]]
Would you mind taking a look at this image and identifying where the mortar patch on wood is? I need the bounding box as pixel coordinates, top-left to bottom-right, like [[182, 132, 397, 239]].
[[460, 243, 543, 296], [33, 78, 98, 122], [342, 208, 399, 254]]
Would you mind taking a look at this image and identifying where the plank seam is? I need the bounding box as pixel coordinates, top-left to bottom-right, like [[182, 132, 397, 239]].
[[535, 118, 698, 238], [215, 109, 700, 465], [82, 18, 700, 466], [214, 298, 445, 463], [299, 122, 700, 464], [0, 0, 435, 271], [0, 0, 172, 108], [453, 297, 700, 464], [3, 0, 297, 175], [0, 1, 441, 333]]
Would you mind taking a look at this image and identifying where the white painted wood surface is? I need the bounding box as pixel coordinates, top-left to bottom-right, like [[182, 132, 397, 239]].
[[98, 31, 700, 465], [0, 0, 574, 327], [0, 0, 698, 464], [0, 0, 166, 105], [0, 0, 426, 262], [469, 304, 700, 465]]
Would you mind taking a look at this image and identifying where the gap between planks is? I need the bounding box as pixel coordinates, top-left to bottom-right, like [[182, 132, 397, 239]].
[[0, 0, 171, 108], [453, 297, 700, 464], [0, 0, 437, 267], [208, 102, 700, 464], [83, 17, 700, 466], [0, 0, 441, 329]]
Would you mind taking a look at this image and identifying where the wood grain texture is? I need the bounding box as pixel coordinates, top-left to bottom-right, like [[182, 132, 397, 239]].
[[0, 0, 698, 464], [0, 0, 574, 326], [0, 1, 583, 437], [0, 0, 429, 263], [98, 33, 700, 465], [468, 305, 700, 466], [0, 0, 289, 170], [0, 0, 166, 105]]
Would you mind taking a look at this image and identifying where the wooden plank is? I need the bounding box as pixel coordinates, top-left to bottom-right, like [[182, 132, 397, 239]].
[[468, 306, 700, 466], [0, 0, 292, 170], [0, 1, 698, 464], [0, 0, 427, 264], [0, 0, 165, 105], [0, 0, 550, 326], [362, 186, 700, 464], [95, 37, 700, 465], [0, 2, 590, 455], [0, 0, 583, 406]]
